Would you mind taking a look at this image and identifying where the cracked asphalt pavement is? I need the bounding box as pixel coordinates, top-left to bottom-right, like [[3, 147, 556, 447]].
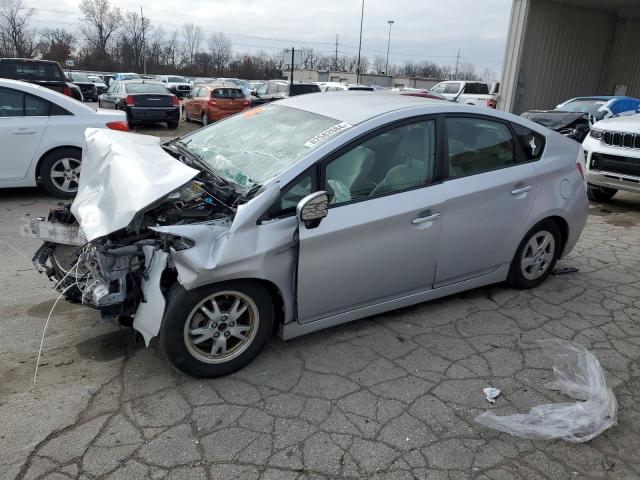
[[1, 185, 639, 480]]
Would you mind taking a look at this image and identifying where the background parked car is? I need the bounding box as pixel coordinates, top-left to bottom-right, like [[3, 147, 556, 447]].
[[0, 58, 70, 97], [320, 82, 374, 92], [430, 80, 498, 108], [98, 79, 180, 129], [396, 89, 447, 101], [87, 74, 108, 95], [66, 72, 98, 101], [110, 72, 140, 85], [0, 78, 127, 197], [250, 80, 321, 105], [216, 78, 253, 97], [583, 114, 640, 201], [522, 96, 640, 142], [159, 75, 192, 98], [183, 83, 251, 125]]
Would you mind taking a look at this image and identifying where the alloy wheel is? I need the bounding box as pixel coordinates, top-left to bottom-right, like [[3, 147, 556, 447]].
[[520, 231, 555, 281], [183, 291, 259, 364], [49, 157, 81, 194]]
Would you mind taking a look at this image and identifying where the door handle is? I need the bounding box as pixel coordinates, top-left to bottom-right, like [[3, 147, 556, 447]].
[[14, 129, 36, 135], [412, 212, 441, 225], [511, 185, 532, 196]]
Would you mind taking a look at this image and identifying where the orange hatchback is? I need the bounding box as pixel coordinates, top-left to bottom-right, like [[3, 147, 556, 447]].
[[183, 83, 251, 125]]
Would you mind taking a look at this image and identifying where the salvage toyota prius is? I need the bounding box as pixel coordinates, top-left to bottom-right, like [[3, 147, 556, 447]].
[[29, 93, 589, 377]]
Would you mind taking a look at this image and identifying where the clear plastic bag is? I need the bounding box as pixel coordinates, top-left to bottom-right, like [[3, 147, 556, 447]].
[[475, 339, 617, 443]]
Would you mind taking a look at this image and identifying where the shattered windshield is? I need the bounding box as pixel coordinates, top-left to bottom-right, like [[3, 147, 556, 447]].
[[181, 104, 346, 189]]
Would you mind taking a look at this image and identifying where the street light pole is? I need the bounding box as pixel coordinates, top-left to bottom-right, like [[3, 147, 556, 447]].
[[385, 20, 394, 76], [356, 0, 365, 84]]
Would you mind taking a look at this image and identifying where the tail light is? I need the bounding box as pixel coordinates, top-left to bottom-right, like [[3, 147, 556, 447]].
[[106, 121, 129, 132], [125, 95, 134, 106], [486, 98, 497, 109], [63, 87, 71, 97], [208, 99, 217, 107], [171, 95, 179, 106]]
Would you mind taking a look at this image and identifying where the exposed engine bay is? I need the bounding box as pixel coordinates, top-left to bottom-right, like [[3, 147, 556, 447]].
[[29, 130, 259, 343], [520, 110, 592, 142]]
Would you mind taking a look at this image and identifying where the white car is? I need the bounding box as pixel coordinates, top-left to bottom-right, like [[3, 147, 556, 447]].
[[0, 79, 128, 198], [583, 114, 640, 201], [430, 81, 498, 108]]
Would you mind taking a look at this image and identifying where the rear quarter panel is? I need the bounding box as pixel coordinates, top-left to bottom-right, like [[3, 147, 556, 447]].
[[526, 132, 588, 257]]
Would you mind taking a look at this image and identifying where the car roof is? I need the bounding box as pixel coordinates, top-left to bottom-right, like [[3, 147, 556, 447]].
[[0, 57, 59, 65], [202, 83, 243, 89], [120, 79, 164, 84], [277, 91, 447, 125], [0, 78, 94, 113]]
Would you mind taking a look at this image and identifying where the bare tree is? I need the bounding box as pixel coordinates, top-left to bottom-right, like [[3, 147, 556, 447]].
[[79, 0, 122, 62], [208, 32, 231, 75], [479, 66, 497, 83], [0, 0, 36, 57], [182, 23, 202, 66], [121, 11, 150, 71], [37, 28, 75, 64], [372, 55, 386, 74]]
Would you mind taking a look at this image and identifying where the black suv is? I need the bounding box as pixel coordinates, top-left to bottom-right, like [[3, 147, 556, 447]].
[[250, 80, 320, 105], [67, 71, 98, 101], [0, 58, 83, 101]]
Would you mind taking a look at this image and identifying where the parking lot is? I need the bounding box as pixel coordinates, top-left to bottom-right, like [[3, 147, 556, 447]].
[[1, 153, 639, 479]]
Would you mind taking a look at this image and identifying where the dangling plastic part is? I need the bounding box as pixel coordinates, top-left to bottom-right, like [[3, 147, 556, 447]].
[[475, 339, 617, 443]]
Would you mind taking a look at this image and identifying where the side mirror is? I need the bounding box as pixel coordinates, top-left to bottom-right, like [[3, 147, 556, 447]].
[[297, 191, 329, 229], [594, 110, 606, 121]]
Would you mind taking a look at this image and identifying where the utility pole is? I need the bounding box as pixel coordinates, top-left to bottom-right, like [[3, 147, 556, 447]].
[[356, 0, 365, 84], [454, 48, 460, 80], [140, 5, 146, 74], [385, 20, 394, 76], [289, 47, 295, 95], [334, 34, 339, 71]]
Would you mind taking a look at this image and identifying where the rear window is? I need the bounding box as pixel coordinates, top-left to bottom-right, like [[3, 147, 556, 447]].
[[70, 73, 92, 82], [167, 76, 187, 83], [124, 83, 169, 94], [212, 88, 245, 99], [291, 84, 321, 95], [0, 61, 64, 82]]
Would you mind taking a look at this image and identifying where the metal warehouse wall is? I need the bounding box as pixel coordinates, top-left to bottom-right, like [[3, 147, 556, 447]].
[[601, 17, 640, 97], [513, 0, 616, 113]]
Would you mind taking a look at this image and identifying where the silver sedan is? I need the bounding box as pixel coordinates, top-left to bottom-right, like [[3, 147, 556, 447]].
[[33, 92, 589, 377]]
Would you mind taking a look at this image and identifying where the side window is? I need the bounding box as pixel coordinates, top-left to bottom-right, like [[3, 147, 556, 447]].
[[268, 170, 315, 219], [430, 83, 446, 94], [325, 120, 436, 205], [267, 82, 279, 94], [511, 123, 546, 161], [24, 93, 51, 116], [445, 82, 461, 94], [0, 87, 24, 117], [51, 103, 72, 116], [277, 83, 288, 94], [463, 83, 476, 94], [446, 117, 516, 178], [257, 83, 268, 95]]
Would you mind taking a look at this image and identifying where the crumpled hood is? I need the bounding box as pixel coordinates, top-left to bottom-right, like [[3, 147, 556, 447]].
[[71, 129, 199, 242], [521, 110, 589, 130]]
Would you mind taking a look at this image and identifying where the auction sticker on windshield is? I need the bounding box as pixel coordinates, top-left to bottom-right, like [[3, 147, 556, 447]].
[[304, 122, 351, 148]]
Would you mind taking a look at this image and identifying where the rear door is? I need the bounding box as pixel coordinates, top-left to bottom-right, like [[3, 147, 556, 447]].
[[0, 87, 49, 181], [296, 119, 445, 323], [434, 115, 539, 287]]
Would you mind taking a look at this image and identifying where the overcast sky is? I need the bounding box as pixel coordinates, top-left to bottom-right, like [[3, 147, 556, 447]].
[[29, 0, 513, 74]]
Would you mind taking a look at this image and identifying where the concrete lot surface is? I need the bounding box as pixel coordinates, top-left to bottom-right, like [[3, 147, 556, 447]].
[[1, 167, 639, 478]]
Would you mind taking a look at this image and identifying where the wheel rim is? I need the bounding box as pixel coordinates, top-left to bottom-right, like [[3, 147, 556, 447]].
[[183, 290, 259, 364], [520, 231, 555, 280], [49, 157, 81, 193]]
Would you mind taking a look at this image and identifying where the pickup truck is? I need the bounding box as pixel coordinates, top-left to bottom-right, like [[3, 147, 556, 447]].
[[429, 81, 498, 108]]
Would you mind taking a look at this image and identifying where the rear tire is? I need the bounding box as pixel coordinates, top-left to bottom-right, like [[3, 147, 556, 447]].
[[160, 281, 274, 378], [167, 120, 179, 129], [39, 148, 82, 198], [507, 219, 561, 289], [587, 185, 617, 202]]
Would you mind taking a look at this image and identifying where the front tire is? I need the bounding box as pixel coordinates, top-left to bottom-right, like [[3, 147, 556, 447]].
[[587, 185, 617, 202], [167, 120, 179, 129], [39, 148, 82, 198], [507, 220, 561, 289], [159, 281, 274, 378]]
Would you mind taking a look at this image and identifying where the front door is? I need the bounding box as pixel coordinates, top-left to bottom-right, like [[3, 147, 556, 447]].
[[434, 115, 538, 286], [0, 87, 48, 181], [297, 119, 444, 324]]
